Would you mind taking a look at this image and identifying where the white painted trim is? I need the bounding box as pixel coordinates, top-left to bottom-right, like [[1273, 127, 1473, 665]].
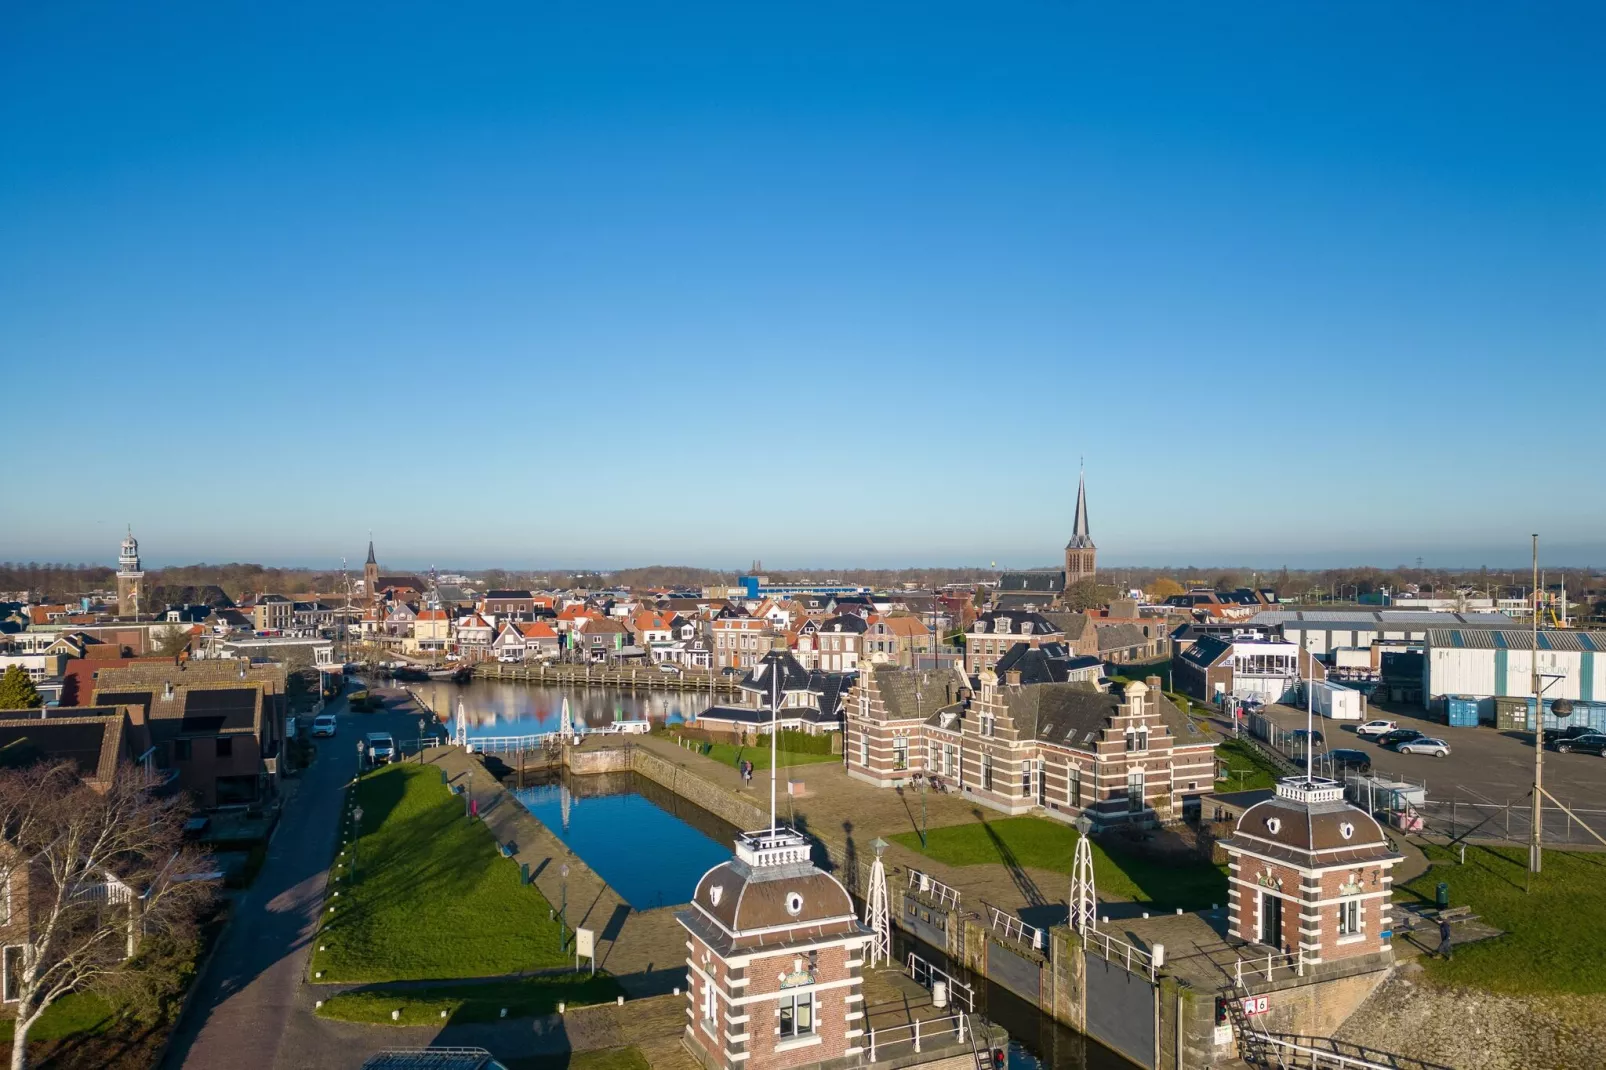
[[775, 1034, 823, 1053], [732, 975, 858, 1008]]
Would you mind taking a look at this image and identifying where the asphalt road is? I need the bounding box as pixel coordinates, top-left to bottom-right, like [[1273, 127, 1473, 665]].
[[163, 683, 428, 1070]]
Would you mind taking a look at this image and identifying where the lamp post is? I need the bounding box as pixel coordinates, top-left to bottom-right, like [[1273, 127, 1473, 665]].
[[559, 863, 570, 947], [418, 716, 426, 763], [351, 804, 364, 881]]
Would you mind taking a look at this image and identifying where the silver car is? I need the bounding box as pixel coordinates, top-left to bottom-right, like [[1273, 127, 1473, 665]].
[[1396, 737, 1450, 757]]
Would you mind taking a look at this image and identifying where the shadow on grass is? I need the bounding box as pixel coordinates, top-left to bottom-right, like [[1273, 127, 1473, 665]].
[[974, 808, 1048, 908]]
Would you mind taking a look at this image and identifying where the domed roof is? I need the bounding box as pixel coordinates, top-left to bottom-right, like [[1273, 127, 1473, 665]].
[[1225, 778, 1396, 867], [693, 862, 856, 935]]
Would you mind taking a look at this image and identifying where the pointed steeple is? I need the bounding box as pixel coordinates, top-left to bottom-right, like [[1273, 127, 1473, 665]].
[[1067, 465, 1094, 549], [366, 537, 377, 565]]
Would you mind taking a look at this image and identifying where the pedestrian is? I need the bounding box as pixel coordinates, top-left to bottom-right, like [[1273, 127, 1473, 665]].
[[1437, 917, 1453, 960], [470, 797, 479, 819]]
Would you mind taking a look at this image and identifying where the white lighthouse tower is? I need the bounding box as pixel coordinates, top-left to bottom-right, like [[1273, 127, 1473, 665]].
[[116, 526, 145, 618]]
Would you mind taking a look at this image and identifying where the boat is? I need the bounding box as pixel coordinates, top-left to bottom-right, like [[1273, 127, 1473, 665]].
[[426, 666, 472, 683]]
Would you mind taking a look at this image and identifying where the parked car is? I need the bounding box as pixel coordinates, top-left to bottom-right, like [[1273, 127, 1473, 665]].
[[498, 654, 521, 663], [1356, 719, 1398, 739], [1290, 728, 1325, 745], [1324, 748, 1373, 774], [365, 732, 397, 766], [1554, 733, 1606, 756], [1396, 737, 1450, 757], [311, 713, 338, 738], [1377, 728, 1425, 748], [1545, 725, 1600, 747], [658, 663, 683, 675], [721, 667, 742, 678], [349, 690, 381, 712]]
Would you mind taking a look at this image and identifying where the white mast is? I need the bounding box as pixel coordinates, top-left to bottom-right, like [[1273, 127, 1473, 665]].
[[865, 837, 891, 966], [454, 698, 468, 748], [1069, 814, 1098, 933]]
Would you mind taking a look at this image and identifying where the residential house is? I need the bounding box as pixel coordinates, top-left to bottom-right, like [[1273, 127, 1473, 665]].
[[408, 608, 452, 656], [491, 622, 527, 662], [963, 611, 1065, 674], [710, 618, 771, 671], [518, 621, 560, 660], [693, 649, 851, 737], [574, 617, 629, 662], [483, 590, 537, 618], [809, 614, 867, 673], [627, 611, 678, 657], [251, 594, 294, 633], [453, 613, 495, 661], [291, 601, 336, 634], [1175, 636, 1318, 706], [862, 615, 933, 668], [93, 659, 288, 808]]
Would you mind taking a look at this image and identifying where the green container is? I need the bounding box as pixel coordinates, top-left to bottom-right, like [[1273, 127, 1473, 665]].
[[1436, 882, 1450, 910]]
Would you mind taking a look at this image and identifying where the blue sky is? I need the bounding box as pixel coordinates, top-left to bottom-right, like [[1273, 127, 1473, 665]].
[[3, 3, 1602, 571]]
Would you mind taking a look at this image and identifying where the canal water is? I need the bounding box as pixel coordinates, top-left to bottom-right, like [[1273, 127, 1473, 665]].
[[416, 678, 712, 738], [510, 771, 735, 910]]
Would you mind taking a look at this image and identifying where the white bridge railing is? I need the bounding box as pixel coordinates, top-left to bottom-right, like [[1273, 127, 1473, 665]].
[[906, 953, 975, 1013], [466, 734, 559, 754], [989, 906, 1044, 951], [1233, 947, 1308, 986], [906, 869, 961, 910]]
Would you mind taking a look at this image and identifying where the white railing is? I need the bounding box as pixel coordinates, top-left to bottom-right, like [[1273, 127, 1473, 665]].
[[1084, 927, 1157, 983], [906, 868, 961, 910], [866, 1012, 969, 1061], [905, 953, 975, 1014], [1233, 947, 1307, 986], [467, 733, 559, 754], [1248, 1033, 1415, 1070], [989, 906, 1044, 951]]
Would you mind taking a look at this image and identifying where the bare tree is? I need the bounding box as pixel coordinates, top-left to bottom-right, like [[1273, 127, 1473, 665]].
[[151, 624, 194, 659], [0, 763, 215, 1070]]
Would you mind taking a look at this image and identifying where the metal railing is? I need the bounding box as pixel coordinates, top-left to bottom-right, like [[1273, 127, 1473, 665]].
[[866, 1012, 969, 1061], [466, 733, 560, 755], [1242, 1032, 1447, 1070], [906, 869, 961, 911], [1083, 928, 1156, 983], [988, 906, 1044, 951], [1232, 947, 1307, 986], [906, 953, 975, 1014], [1416, 795, 1606, 846]]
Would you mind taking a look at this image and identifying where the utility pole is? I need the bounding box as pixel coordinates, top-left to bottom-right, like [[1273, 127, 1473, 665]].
[[1530, 534, 1543, 879]]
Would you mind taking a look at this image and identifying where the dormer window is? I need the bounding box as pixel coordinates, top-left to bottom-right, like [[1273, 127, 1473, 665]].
[[996, 618, 1010, 635], [1125, 728, 1148, 752], [1020, 621, 1033, 636], [973, 621, 987, 633]]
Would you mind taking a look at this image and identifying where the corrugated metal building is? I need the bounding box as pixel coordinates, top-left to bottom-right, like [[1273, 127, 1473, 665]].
[[1423, 628, 1606, 712], [1247, 610, 1518, 656]]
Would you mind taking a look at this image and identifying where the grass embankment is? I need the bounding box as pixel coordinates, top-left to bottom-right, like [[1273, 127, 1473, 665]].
[[1399, 843, 1606, 995], [309, 763, 571, 982], [1214, 738, 1282, 792], [664, 731, 840, 772], [892, 814, 1228, 909], [316, 975, 621, 1025]]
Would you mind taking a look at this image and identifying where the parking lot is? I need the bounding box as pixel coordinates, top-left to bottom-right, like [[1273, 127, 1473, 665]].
[[1252, 695, 1606, 817]]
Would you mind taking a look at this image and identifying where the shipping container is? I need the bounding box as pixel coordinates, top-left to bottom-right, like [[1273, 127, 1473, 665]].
[[1309, 679, 1366, 720], [1445, 694, 1480, 728], [1525, 697, 1606, 733]]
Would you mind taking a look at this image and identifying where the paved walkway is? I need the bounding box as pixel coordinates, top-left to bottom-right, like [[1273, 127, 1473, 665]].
[[164, 684, 416, 1068]]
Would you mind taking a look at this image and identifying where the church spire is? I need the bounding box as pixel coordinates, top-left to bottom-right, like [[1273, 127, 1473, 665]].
[[1067, 465, 1094, 549], [365, 536, 377, 565]]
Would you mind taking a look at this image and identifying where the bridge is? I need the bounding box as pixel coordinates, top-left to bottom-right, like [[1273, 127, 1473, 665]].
[[471, 660, 744, 694]]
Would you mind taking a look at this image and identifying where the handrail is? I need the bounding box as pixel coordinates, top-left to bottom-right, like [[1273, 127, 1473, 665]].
[[905, 952, 975, 1014], [988, 905, 1044, 951], [906, 868, 961, 910], [866, 1012, 968, 1062], [1083, 927, 1156, 982]]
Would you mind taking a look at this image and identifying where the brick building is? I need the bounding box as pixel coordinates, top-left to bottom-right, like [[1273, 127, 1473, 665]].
[[861, 615, 932, 668], [712, 618, 773, 671], [1218, 777, 1401, 965], [963, 611, 1064, 674], [845, 669, 1217, 828], [679, 827, 871, 1070]]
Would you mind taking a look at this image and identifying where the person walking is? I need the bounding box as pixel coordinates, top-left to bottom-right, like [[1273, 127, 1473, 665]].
[[1437, 917, 1454, 960]]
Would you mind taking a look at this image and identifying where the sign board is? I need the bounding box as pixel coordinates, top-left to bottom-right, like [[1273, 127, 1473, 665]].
[[1241, 995, 1269, 1016], [575, 928, 595, 960], [1213, 1025, 1234, 1046]]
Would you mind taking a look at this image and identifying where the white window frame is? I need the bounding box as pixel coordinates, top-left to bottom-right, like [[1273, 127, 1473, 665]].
[[778, 990, 816, 1038], [1338, 898, 1362, 938]]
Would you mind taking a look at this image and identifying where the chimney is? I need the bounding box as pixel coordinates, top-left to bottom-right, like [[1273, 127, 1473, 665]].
[[1146, 675, 1162, 690], [1005, 669, 1022, 687]]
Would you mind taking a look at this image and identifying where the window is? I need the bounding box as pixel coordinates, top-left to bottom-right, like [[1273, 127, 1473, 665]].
[[1020, 763, 1031, 797], [892, 737, 908, 771], [216, 737, 233, 758], [2, 946, 19, 1003], [1036, 761, 1047, 805], [175, 739, 192, 761], [702, 976, 717, 1027], [1128, 769, 1145, 813], [779, 991, 815, 1038], [859, 734, 869, 768], [1069, 765, 1082, 807], [1125, 728, 1148, 753], [1338, 899, 1361, 937], [944, 743, 956, 777], [980, 712, 995, 737], [927, 741, 937, 769], [981, 753, 994, 791]]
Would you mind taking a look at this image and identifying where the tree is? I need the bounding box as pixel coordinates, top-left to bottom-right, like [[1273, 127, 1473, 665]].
[[1062, 580, 1117, 612], [0, 666, 41, 710], [1147, 578, 1185, 601], [151, 626, 193, 659], [0, 763, 214, 1070]]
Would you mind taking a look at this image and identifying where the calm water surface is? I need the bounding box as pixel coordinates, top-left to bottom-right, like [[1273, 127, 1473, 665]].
[[511, 773, 734, 909], [416, 679, 712, 738]]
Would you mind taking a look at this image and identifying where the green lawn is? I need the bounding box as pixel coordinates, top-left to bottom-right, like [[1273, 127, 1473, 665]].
[[1397, 843, 1606, 995], [665, 733, 840, 772], [316, 974, 622, 1025], [0, 991, 116, 1045], [891, 815, 1228, 909], [308, 763, 571, 982], [1214, 739, 1282, 792]]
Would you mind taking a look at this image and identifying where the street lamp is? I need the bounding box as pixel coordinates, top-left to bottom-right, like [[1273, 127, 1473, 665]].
[[418, 716, 427, 763], [559, 863, 570, 947], [351, 804, 364, 880]]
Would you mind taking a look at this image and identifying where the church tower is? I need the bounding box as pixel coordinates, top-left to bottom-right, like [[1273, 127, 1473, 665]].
[[1064, 468, 1097, 583], [116, 526, 145, 617], [364, 537, 380, 606]]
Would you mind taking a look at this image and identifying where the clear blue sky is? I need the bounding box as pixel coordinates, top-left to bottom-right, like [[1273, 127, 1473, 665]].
[[3, 3, 1602, 571]]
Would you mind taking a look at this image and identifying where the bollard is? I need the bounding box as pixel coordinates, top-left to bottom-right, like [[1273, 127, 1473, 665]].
[[1176, 908, 1183, 915], [315, 1000, 323, 1009], [1142, 911, 1149, 919], [616, 995, 624, 1006], [315, 971, 324, 979], [1152, 943, 1165, 969], [500, 1008, 507, 1018], [441, 1010, 448, 1018], [319, 945, 326, 952], [558, 1002, 565, 1014], [392, 1010, 401, 1021], [673, 987, 680, 996]]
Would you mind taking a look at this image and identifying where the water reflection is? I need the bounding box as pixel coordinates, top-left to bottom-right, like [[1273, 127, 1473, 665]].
[[414, 679, 711, 737], [510, 771, 735, 910]]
